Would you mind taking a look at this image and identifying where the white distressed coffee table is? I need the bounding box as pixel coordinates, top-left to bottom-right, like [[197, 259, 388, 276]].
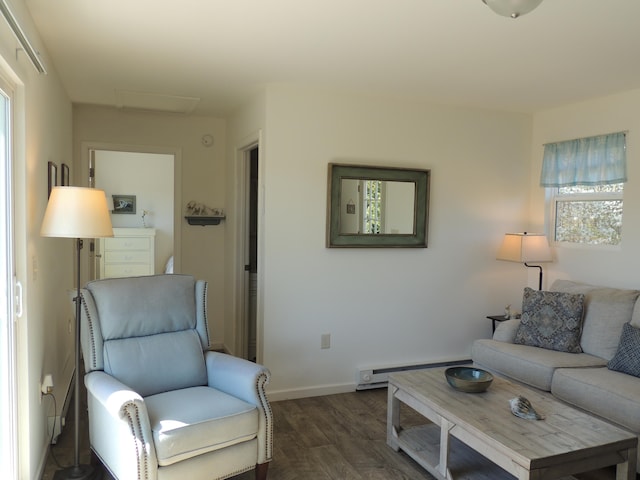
[[387, 368, 637, 480]]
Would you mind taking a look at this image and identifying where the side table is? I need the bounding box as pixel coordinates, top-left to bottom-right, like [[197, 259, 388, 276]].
[[487, 315, 509, 333]]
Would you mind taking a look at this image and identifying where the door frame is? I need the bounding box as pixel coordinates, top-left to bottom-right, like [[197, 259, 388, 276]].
[[234, 132, 264, 362], [80, 142, 182, 283]]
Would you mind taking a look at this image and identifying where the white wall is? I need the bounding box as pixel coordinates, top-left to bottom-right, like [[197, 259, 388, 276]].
[[73, 106, 228, 348], [531, 88, 640, 293], [255, 86, 534, 399]]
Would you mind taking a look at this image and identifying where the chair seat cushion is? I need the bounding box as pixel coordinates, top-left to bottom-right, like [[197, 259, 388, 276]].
[[145, 386, 259, 466]]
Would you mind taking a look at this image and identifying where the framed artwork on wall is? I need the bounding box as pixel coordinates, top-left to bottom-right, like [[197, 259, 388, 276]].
[[61, 163, 70, 186], [47, 161, 57, 198], [112, 194, 136, 214]]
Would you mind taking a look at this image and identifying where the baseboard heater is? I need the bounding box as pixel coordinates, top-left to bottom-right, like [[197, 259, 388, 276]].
[[356, 358, 471, 390]]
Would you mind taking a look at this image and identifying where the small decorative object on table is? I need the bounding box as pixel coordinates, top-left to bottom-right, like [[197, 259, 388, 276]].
[[509, 396, 544, 420], [504, 304, 511, 319], [445, 366, 493, 393]]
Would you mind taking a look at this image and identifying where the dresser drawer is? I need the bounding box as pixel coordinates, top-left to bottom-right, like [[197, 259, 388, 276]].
[[104, 264, 153, 278], [104, 251, 151, 264], [104, 237, 151, 251]]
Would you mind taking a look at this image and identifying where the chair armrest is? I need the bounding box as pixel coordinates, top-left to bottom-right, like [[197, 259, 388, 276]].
[[84, 371, 157, 480], [204, 351, 273, 463], [204, 351, 270, 405], [493, 318, 521, 343]]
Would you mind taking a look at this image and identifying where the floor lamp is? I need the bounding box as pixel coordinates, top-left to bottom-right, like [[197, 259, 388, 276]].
[[497, 232, 552, 290], [41, 186, 113, 480]]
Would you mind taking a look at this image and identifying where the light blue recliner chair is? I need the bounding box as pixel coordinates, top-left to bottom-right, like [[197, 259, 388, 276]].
[[80, 274, 272, 480]]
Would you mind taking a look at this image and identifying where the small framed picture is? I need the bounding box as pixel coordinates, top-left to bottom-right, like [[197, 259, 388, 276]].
[[61, 163, 70, 186], [47, 161, 57, 198], [112, 194, 136, 214]]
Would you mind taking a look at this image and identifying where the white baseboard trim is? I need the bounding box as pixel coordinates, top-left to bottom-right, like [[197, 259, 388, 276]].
[[267, 382, 356, 402]]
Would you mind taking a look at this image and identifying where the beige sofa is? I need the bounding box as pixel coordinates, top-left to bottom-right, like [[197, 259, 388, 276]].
[[472, 279, 640, 473]]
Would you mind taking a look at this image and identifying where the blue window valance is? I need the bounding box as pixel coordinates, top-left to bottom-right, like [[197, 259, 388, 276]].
[[540, 132, 627, 187]]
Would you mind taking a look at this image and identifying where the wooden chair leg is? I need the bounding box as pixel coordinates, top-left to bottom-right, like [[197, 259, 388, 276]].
[[255, 462, 269, 480]]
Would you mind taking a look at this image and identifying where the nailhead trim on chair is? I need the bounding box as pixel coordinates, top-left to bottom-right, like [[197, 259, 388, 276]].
[[80, 291, 99, 370], [256, 372, 273, 461], [201, 281, 210, 348], [122, 401, 151, 480]]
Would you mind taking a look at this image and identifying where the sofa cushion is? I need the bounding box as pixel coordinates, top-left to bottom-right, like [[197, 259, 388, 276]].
[[608, 323, 640, 378], [551, 367, 640, 434], [551, 280, 640, 360], [145, 386, 259, 467], [514, 287, 585, 353], [472, 339, 607, 391]]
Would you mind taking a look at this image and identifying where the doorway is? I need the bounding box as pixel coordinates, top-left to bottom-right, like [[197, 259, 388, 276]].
[[0, 74, 18, 480], [82, 143, 182, 284], [245, 146, 258, 362]]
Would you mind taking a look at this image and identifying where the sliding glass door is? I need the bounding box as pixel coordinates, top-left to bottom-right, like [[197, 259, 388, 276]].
[[0, 76, 18, 479]]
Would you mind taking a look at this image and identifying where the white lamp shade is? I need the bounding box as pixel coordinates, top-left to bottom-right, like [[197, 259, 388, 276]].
[[482, 0, 543, 18], [497, 233, 552, 263], [41, 186, 114, 238]]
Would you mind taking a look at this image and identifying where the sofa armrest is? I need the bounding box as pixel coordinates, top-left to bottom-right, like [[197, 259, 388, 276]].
[[204, 351, 273, 463], [493, 318, 521, 343], [85, 371, 157, 480]]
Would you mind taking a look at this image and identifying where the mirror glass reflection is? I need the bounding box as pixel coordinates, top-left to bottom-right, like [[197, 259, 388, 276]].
[[339, 179, 415, 234]]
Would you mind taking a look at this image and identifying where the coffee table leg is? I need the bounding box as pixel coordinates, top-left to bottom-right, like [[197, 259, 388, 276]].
[[437, 418, 454, 480], [387, 384, 400, 451], [615, 446, 637, 480]]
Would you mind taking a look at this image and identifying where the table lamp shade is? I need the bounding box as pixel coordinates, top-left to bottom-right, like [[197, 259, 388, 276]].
[[497, 233, 552, 263], [41, 187, 114, 239]]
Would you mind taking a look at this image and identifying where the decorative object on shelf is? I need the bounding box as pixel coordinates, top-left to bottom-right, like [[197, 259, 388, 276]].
[[445, 366, 493, 393], [141, 209, 150, 227], [509, 396, 544, 420], [40, 186, 113, 480], [61, 163, 70, 186], [497, 232, 552, 290], [47, 161, 57, 198], [185, 200, 225, 225], [112, 194, 136, 214], [482, 0, 543, 19], [504, 304, 511, 319]]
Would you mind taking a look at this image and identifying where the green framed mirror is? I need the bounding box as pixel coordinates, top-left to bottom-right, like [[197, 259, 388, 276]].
[[326, 163, 430, 248]]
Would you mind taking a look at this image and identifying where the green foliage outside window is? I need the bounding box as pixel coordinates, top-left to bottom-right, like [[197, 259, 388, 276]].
[[554, 184, 623, 245]]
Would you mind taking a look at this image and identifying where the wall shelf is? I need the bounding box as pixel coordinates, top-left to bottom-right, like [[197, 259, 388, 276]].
[[185, 216, 225, 226]]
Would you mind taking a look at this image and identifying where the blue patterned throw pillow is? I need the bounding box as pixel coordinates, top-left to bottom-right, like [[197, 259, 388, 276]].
[[608, 323, 640, 378], [514, 287, 585, 353]]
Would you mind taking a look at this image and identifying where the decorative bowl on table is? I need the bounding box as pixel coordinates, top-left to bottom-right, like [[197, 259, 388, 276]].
[[445, 366, 493, 393]]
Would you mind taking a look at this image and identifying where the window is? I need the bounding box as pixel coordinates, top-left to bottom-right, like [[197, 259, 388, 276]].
[[542, 132, 626, 246], [552, 183, 623, 245], [362, 180, 383, 234]]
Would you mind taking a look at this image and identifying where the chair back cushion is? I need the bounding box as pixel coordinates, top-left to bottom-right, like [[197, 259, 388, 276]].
[[81, 274, 209, 396]]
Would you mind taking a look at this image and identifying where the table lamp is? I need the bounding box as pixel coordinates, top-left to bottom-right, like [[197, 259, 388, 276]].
[[497, 232, 552, 290]]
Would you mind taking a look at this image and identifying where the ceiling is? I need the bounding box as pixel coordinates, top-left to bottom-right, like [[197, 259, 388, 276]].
[[22, 0, 640, 116]]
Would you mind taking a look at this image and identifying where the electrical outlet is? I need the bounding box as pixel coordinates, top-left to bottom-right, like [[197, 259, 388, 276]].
[[41, 374, 54, 395], [321, 333, 331, 349]]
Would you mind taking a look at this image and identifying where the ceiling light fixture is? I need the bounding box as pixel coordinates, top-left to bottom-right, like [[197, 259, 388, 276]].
[[482, 0, 543, 19]]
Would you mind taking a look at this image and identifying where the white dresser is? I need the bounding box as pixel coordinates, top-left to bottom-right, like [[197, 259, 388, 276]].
[[97, 228, 156, 279]]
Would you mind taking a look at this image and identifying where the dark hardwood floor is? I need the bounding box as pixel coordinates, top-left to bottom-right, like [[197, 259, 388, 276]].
[[43, 386, 631, 480]]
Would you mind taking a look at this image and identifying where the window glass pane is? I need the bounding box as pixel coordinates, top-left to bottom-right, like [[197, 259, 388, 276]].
[[555, 199, 622, 245], [558, 184, 624, 194]]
